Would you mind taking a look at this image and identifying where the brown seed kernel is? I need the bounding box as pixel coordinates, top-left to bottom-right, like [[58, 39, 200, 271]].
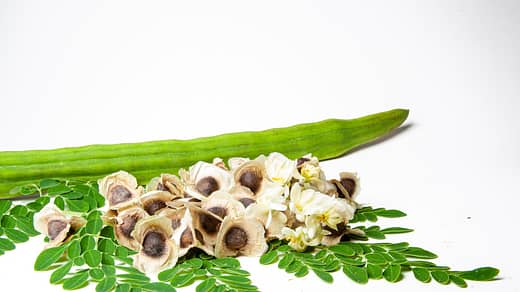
[[171, 218, 181, 230], [48, 220, 68, 240], [296, 157, 310, 168], [196, 177, 219, 196], [199, 213, 221, 234], [224, 227, 248, 250], [340, 178, 356, 197], [142, 231, 166, 258], [180, 227, 194, 248], [156, 182, 168, 191], [207, 206, 227, 219], [109, 185, 132, 205], [120, 215, 139, 239], [144, 200, 166, 215], [238, 198, 255, 208], [194, 229, 205, 244], [239, 170, 262, 194]]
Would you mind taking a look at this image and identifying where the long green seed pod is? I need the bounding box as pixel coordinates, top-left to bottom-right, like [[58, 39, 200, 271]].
[[0, 109, 409, 198]]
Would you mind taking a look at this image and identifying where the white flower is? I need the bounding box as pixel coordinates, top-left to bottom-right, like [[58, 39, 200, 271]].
[[265, 152, 296, 185], [257, 182, 287, 212], [281, 225, 322, 252], [288, 184, 317, 222]]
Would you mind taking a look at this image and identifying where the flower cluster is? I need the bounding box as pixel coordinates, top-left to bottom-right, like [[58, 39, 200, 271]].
[[34, 152, 360, 274]]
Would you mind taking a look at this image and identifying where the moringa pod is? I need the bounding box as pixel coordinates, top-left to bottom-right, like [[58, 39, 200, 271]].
[[0, 108, 409, 198]]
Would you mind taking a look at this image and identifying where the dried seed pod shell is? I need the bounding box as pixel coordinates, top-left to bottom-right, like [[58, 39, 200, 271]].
[[233, 156, 269, 196], [321, 222, 347, 246], [34, 204, 86, 248], [180, 161, 234, 200], [189, 205, 223, 255], [201, 190, 245, 220], [132, 216, 178, 274], [98, 171, 142, 210], [164, 207, 196, 257], [230, 186, 256, 208], [114, 207, 148, 251], [140, 191, 175, 215], [245, 203, 287, 240], [332, 172, 360, 201], [215, 215, 267, 258], [147, 174, 185, 197]]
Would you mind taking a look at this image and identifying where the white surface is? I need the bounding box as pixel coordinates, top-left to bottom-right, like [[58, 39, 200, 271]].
[[1, 0, 519, 291]]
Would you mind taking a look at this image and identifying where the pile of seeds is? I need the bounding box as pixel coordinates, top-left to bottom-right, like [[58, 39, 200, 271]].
[[35, 152, 360, 274]]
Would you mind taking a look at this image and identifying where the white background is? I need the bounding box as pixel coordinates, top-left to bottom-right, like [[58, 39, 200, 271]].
[[1, 1, 519, 291]]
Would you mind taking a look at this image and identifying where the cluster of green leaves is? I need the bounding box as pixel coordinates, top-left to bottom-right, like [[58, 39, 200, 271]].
[[349, 206, 407, 224], [0, 197, 44, 256], [260, 207, 499, 288], [1, 179, 104, 257], [158, 254, 259, 292]]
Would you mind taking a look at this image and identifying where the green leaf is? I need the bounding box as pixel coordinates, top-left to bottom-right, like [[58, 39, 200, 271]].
[[342, 265, 368, 284], [186, 258, 204, 269], [117, 273, 151, 282], [402, 247, 437, 259], [387, 242, 409, 251], [375, 209, 406, 218], [450, 275, 468, 288], [34, 245, 67, 271], [158, 266, 181, 282], [380, 227, 414, 234], [102, 265, 116, 276], [329, 244, 356, 256], [64, 191, 84, 200], [54, 196, 65, 210], [73, 256, 85, 266], [365, 229, 386, 240], [62, 271, 89, 290], [313, 269, 333, 283], [412, 268, 431, 283], [142, 282, 177, 292], [388, 251, 407, 264], [67, 240, 81, 259], [295, 265, 309, 277], [40, 179, 61, 189], [278, 253, 295, 269], [365, 212, 378, 222], [217, 275, 252, 284], [4, 228, 29, 243], [80, 235, 96, 253], [196, 278, 216, 292], [115, 283, 131, 292], [365, 253, 388, 265], [0, 200, 12, 215], [170, 273, 194, 287], [259, 250, 278, 265], [50, 261, 74, 284], [66, 199, 89, 213], [10, 205, 28, 217], [116, 246, 129, 258], [211, 257, 240, 268], [96, 277, 116, 292], [431, 270, 450, 284], [383, 264, 401, 282], [100, 225, 115, 239], [98, 238, 116, 254], [1, 215, 16, 228], [47, 185, 72, 196], [15, 216, 40, 236], [84, 249, 102, 267], [367, 263, 383, 279], [458, 267, 499, 281], [90, 268, 105, 280]]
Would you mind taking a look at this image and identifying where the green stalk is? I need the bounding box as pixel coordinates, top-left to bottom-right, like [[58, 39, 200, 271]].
[[0, 109, 409, 198]]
